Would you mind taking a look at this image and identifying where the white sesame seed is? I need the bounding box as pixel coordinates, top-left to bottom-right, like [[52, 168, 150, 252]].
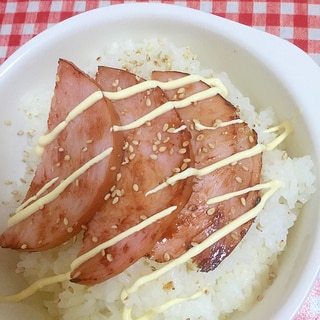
[[235, 176, 243, 183], [240, 197, 246, 206], [149, 154, 158, 160], [133, 184, 139, 192], [64, 154, 71, 161], [207, 207, 216, 216], [92, 236, 98, 243], [106, 253, 113, 262], [112, 196, 119, 205]]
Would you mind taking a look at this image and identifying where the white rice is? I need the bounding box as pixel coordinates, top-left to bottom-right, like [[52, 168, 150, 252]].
[[4, 38, 316, 319]]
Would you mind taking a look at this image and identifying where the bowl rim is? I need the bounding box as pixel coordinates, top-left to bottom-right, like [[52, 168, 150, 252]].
[[0, 3, 319, 319]]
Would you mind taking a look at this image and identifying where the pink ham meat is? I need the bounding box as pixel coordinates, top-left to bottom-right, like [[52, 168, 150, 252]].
[[0, 59, 123, 251], [71, 67, 194, 285], [149, 71, 262, 271]]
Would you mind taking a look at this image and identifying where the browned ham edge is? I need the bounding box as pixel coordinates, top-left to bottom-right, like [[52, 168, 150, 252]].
[[71, 67, 194, 285], [0, 59, 123, 251], [149, 71, 262, 272]]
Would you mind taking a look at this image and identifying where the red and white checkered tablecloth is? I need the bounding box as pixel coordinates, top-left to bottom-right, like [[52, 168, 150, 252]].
[[0, 1, 319, 319]]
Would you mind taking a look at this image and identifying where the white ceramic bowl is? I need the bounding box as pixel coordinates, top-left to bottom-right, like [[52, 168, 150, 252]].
[[0, 3, 319, 319]]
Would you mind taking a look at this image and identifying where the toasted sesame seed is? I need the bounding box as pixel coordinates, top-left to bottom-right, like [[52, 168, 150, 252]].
[[157, 132, 162, 141], [240, 197, 246, 206], [146, 121, 152, 127], [86, 139, 93, 144], [116, 173, 122, 181], [235, 176, 243, 183], [28, 129, 36, 136], [178, 148, 187, 154], [169, 148, 174, 155], [146, 98, 152, 107], [63, 217, 69, 225], [128, 144, 134, 153], [182, 140, 190, 147], [67, 227, 73, 233], [181, 162, 188, 171], [58, 147, 64, 152], [172, 167, 181, 173], [249, 135, 254, 143], [163, 137, 170, 143], [92, 236, 98, 243], [112, 196, 119, 205], [20, 178, 27, 184], [207, 207, 216, 216], [112, 79, 119, 87], [196, 134, 204, 141], [132, 139, 139, 145], [208, 143, 215, 149], [241, 165, 249, 171], [256, 223, 263, 231], [106, 254, 113, 262], [159, 146, 167, 152], [140, 215, 147, 221], [129, 153, 136, 160], [231, 233, 240, 240], [163, 123, 169, 132], [101, 249, 106, 257], [149, 154, 158, 160], [183, 158, 191, 163], [81, 147, 88, 152], [64, 154, 71, 161], [104, 193, 111, 200], [177, 87, 185, 94], [152, 144, 158, 152], [202, 147, 208, 153], [21, 244, 27, 250], [133, 184, 139, 192], [164, 252, 171, 261]]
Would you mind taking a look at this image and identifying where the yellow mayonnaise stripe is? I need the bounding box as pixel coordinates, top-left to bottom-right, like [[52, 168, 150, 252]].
[[206, 181, 276, 205], [0, 272, 70, 303], [121, 180, 282, 303], [103, 75, 228, 101], [70, 206, 177, 271], [123, 288, 207, 320], [0, 206, 178, 303], [16, 177, 59, 212], [146, 144, 265, 196], [36, 91, 104, 155], [8, 147, 113, 227], [146, 121, 291, 196], [112, 87, 224, 132]]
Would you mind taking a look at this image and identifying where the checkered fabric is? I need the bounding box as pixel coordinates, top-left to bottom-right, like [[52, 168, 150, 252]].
[[0, 1, 319, 319]]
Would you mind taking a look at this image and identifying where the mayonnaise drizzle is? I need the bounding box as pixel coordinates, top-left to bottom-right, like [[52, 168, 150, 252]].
[[36, 91, 104, 156], [15, 177, 59, 212], [35, 75, 227, 154], [8, 147, 113, 227], [120, 180, 281, 307], [122, 288, 207, 320], [70, 206, 177, 271], [193, 118, 244, 131], [146, 121, 292, 196], [112, 87, 225, 132]]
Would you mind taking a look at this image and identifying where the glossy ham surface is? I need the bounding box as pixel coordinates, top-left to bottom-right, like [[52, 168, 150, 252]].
[[149, 71, 262, 271], [71, 67, 194, 285], [0, 59, 123, 251]]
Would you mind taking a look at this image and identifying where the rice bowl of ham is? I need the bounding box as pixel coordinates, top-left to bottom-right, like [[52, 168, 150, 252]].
[[0, 3, 319, 320]]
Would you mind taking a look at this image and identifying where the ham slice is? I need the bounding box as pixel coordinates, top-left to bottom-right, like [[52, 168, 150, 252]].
[[0, 59, 123, 251], [71, 67, 194, 285], [149, 71, 262, 271]]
